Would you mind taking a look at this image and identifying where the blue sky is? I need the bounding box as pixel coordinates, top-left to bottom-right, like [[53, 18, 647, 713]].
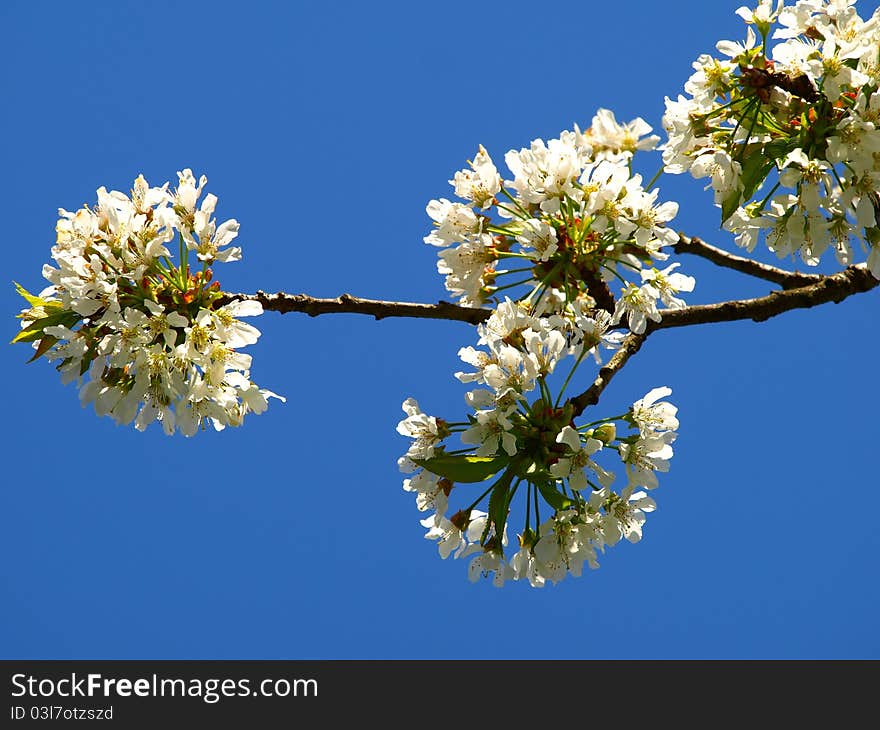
[[1, 0, 878, 659]]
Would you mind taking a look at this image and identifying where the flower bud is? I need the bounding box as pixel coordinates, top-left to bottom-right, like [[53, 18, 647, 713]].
[[593, 423, 617, 444]]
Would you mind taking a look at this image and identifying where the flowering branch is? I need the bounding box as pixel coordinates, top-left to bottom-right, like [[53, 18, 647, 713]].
[[17, 0, 880, 589], [217, 262, 877, 445], [219, 261, 878, 332]]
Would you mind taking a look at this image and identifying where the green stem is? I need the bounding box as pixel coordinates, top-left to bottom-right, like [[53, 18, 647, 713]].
[[500, 186, 532, 219], [696, 95, 746, 120], [465, 474, 505, 514], [486, 225, 516, 236], [496, 250, 535, 259], [525, 482, 532, 533], [197, 259, 209, 298], [579, 414, 627, 428], [154, 260, 186, 293], [728, 97, 756, 155], [491, 276, 537, 295], [599, 261, 628, 285], [467, 468, 514, 512], [605, 255, 642, 272], [539, 376, 553, 405], [829, 164, 848, 193], [756, 180, 781, 213], [736, 100, 763, 163], [525, 281, 549, 308], [644, 165, 665, 192], [507, 479, 521, 516], [497, 267, 538, 277], [533, 482, 541, 537], [178, 234, 189, 288], [585, 477, 604, 492], [554, 347, 588, 407], [574, 214, 594, 246]]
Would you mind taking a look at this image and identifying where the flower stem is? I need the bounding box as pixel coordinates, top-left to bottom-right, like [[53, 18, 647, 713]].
[[491, 277, 537, 295], [525, 482, 532, 533], [554, 346, 588, 407], [644, 165, 665, 192]]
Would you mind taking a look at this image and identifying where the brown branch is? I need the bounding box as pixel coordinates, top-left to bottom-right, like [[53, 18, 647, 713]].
[[215, 290, 491, 325], [566, 263, 878, 410], [219, 263, 874, 332], [673, 233, 823, 289], [218, 262, 877, 411], [569, 333, 647, 417], [651, 263, 877, 330]]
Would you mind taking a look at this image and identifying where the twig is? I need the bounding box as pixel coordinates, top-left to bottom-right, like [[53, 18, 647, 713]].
[[566, 263, 877, 410], [652, 263, 876, 329], [215, 291, 491, 325], [673, 233, 822, 289], [569, 333, 647, 417]]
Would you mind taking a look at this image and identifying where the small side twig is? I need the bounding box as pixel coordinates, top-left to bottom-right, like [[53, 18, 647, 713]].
[[673, 233, 822, 289], [569, 333, 647, 417]]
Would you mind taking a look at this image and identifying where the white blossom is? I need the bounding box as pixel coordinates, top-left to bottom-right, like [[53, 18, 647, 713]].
[[19, 172, 280, 436]]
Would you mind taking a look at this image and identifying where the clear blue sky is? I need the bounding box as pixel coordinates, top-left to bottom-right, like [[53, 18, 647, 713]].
[[1, 0, 878, 659]]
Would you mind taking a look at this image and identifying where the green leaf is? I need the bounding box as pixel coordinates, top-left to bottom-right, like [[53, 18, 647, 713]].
[[763, 138, 795, 160], [414, 454, 509, 483], [537, 481, 573, 512], [740, 150, 776, 202], [720, 187, 742, 224], [11, 310, 80, 344], [487, 477, 510, 544], [11, 327, 45, 344], [26, 335, 58, 363]]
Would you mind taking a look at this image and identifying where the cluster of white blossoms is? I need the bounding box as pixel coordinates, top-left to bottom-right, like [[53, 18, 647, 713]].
[[400, 111, 688, 586], [398, 323, 679, 587], [424, 109, 695, 334], [663, 0, 880, 276], [14, 171, 282, 436]]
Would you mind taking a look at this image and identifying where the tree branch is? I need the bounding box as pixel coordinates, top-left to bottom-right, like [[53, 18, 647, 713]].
[[673, 233, 823, 289], [219, 263, 877, 412], [215, 290, 491, 325], [565, 263, 877, 410], [220, 263, 875, 331], [569, 333, 647, 417], [652, 263, 877, 329]]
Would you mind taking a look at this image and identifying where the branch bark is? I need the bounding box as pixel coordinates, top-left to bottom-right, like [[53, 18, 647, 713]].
[[220, 263, 875, 330], [218, 259, 878, 410], [566, 263, 877, 410], [215, 290, 490, 325], [569, 333, 647, 417], [673, 233, 822, 289], [651, 263, 877, 329]]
